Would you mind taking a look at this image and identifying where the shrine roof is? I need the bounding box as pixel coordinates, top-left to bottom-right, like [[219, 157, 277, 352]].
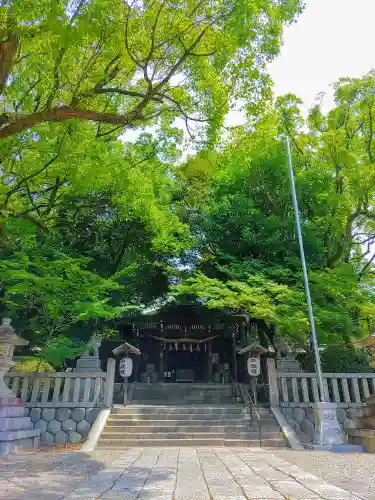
[[118, 299, 244, 329]]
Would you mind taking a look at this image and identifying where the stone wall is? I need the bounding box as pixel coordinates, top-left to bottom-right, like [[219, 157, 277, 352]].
[[280, 403, 364, 443], [24, 407, 100, 445]]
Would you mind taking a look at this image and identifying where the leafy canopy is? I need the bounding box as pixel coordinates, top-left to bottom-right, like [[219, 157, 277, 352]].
[[0, 0, 302, 141], [174, 76, 375, 346]]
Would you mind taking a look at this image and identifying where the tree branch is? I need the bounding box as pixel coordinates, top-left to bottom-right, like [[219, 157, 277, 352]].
[[0, 106, 137, 139], [2, 127, 70, 207], [359, 252, 375, 280]]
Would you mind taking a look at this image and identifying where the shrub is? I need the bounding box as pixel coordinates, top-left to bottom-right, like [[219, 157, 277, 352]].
[[320, 344, 373, 373], [12, 356, 55, 372]]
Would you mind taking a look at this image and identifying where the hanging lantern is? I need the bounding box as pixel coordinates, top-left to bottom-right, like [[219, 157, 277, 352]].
[[189, 344, 193, 352], [175, 342, 178, 351], [119, 357, 133, 378], [196, 344, 200, 352], [247, 355, 261, 377], [163, 342, 166, 351]]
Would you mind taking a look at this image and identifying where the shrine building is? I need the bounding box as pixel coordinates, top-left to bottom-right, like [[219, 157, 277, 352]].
[[100, 301, 265, 386]]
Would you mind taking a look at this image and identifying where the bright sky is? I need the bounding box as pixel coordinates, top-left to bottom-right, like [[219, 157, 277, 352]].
[[269, 0, 375, 115]]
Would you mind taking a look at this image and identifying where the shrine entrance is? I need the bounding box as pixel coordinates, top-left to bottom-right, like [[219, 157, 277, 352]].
[[165, 348, 207, 382], [101, 302, 248, 384]]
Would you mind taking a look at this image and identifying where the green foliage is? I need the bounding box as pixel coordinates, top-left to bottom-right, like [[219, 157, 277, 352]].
[[175, 272, 309, 341], [0, 0, 302, 141], [320, 345, 373, 374], [0, 219, 125, 345], [41, 336, 84, 369], [175, 76, 375, 345], [13, 356, 55, 373]]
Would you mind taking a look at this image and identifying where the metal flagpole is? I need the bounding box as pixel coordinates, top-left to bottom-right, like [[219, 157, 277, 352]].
[[285, 137, 326, 402]]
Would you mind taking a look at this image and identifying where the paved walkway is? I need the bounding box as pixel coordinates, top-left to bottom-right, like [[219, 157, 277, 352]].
[[0, 447, 367, 500]]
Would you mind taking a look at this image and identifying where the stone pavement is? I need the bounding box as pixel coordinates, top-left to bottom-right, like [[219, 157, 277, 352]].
[[0, 447, 367, 500]]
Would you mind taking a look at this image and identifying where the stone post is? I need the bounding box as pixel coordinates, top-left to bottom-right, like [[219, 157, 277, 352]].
[[105, 358, 116, 408], [312, 402, 345, 446], [0, 318, 28, 401], [266, 358, 279, 407]]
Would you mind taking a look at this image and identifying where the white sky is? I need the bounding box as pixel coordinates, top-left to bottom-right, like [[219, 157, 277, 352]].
[[269, 0, 375, 115]]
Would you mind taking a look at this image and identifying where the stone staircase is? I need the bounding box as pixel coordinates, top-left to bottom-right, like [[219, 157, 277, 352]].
[[130, 383, 235, 405], [97, 384, 286, 448], [98, 404, 262, 447], [255, 404, 287, 447], [348, 394, 375, 452]]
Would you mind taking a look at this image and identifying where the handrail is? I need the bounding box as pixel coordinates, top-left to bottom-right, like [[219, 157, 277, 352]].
[[228, 370, 239, 401], [239, 382, 261, 428]]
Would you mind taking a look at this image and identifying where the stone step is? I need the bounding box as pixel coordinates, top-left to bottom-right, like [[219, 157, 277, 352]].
[[100, 431, 260, 440], [133, 384, 232, 390], [361, 406, 375, 418], [110, 413, 245, 421], [103, 425, 262, 434], [357, 416, 375, 429], [132, 397, 235, 402], [0, 406, 25, 418], [0, 416, 32, 431], [260, 438, 287, 448], [97, 438, 261, 447], [348, 428, 375, 453], [106, 420, 254, 428], [109, 415, 246, 423], [112, 406, 244, 415], [0, 428, 40, 441]]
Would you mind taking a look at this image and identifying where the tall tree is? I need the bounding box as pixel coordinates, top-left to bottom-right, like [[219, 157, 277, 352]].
[[0, 0, 302, 141], [174, 82, 375, 346]]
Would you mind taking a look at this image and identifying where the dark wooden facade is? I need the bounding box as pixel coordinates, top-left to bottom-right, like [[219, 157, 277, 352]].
[[100, 303, 247, 384]]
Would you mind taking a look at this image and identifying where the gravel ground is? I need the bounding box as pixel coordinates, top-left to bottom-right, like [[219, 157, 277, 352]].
[[0, 448, 123, 499], [0, 447, 367, 500], [273, 449, 375, 500]]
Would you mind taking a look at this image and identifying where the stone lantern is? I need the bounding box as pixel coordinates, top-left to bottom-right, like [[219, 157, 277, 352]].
[[0, 318, 40, 454], [0, 317, 28, 401]]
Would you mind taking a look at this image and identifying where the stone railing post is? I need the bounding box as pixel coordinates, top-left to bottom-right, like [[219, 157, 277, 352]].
[[267, 358, 279, 407], [105, 358, 116, 408]]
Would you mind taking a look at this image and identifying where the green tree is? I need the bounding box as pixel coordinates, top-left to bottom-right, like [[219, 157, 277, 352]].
[[0, 0, 302, 140], [174, 78, 375, 346], [0, 219, 124, 346]]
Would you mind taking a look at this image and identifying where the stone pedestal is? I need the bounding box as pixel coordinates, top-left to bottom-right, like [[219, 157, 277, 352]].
[[74, 355, 101, 372], [306, 402, 363, 452], [313, 402, 345, 445], [0, 318, 40, 454], [73, 354, 102, 401]]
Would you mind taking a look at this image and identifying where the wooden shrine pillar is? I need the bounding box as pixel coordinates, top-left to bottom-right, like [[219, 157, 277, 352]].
[[207, 341, 213, 382], [159, 343, 164, 382], [134, 330, 140, 382], [232, 331, 238, 382]]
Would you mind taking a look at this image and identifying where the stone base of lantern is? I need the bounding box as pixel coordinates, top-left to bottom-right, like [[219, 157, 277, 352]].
[[0, 398, 40, 455]]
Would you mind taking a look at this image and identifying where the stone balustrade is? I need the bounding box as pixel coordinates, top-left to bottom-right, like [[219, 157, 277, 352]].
[[275, 371, 375, 405], [3, 359, 116, 446], [266, 358, 375, 444], [5, 358, 115, 409]]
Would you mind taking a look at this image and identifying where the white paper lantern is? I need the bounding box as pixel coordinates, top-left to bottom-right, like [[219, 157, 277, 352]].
[[119, 357, 133, 378], [247, 356, 260, 377]]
